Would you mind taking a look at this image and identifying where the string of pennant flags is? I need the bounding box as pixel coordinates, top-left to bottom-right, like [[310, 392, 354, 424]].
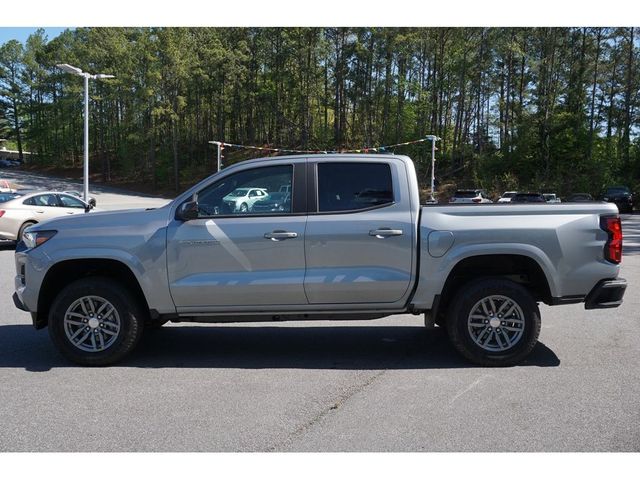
[[209, 135, 440, 155]]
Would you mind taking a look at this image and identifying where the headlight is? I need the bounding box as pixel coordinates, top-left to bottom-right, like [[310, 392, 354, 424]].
[[23, 230, 57, 249]]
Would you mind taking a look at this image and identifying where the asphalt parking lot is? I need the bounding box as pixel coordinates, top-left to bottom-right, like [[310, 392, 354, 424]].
[[0, 171, 638, 451]]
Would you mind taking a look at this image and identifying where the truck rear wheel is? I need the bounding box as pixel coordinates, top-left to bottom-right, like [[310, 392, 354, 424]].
[[446, 278, 541, 367], [48, 277, 145, 366]]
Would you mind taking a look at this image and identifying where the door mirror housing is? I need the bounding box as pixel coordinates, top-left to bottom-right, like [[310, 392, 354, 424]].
[[176, 200, 199, 221]]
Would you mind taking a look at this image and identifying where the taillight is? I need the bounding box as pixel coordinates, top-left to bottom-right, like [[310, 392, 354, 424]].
[[472, 198, 482, 203], [600, 216, 623, 264], [0, 210, 4, 217]]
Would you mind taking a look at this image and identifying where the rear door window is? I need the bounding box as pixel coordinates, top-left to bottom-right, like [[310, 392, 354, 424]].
[[24, 194, 59, 207], [317, 162, 394, 213]]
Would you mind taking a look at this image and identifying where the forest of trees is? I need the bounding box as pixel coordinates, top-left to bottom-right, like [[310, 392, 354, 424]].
[[0, 27, 638, 197]]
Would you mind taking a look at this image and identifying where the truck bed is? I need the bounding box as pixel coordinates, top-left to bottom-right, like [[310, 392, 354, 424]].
[[411, 202, 621, 310]]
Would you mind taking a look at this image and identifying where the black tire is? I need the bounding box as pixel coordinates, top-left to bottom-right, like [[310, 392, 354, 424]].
[[18, 221, 36, 243], [446, 278, 541, 367], [239, 202, 248, 213], [48, 277, 145, 366]]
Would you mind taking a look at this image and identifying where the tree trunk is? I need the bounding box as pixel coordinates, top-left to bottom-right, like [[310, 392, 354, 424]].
[[587, 27, 602, 161], [11, 98, 23, 160], [620, 27, 634, 170], [172, 118, 179, 192]]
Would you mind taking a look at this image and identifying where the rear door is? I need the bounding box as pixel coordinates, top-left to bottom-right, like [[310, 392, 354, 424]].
[[22, 193, 64, 222], [303, 159, 415, 305]]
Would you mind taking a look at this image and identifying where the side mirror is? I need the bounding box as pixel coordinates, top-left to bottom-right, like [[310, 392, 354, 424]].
[[85, 204, 93, 212], [176, 200, 199, 221]]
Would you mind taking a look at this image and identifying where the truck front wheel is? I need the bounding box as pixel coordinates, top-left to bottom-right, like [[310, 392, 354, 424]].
[[446, 278, 541, 367], [48, 277, 145, 366]]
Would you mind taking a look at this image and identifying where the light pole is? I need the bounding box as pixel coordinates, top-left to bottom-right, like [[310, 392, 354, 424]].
[[56, 64, 114, 203], [425, 135, 441, 203], [208, 141, 223, 172]]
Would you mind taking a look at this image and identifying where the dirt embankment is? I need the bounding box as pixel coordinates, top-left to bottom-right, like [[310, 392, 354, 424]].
[[15, 165, 188, 198]]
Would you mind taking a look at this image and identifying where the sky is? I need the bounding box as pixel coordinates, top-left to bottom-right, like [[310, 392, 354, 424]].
[[0, 27, 69, 46]]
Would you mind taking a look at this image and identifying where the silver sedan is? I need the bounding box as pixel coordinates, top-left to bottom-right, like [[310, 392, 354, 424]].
[[0, 191, 96, 242]]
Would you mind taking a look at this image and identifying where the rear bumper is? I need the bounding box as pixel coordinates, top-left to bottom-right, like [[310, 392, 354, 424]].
[[585, 278, 627, 309]]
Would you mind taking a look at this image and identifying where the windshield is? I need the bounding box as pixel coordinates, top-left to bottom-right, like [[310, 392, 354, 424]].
[[514, 194, 544, 202], [454, 191, 480, 198], [605, 187, 630, 195], [502, 192, 516, 198]]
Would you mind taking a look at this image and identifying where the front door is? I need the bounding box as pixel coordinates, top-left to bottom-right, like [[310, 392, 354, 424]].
[[57, 193, 89, 216], [166, 162, 308, 309]]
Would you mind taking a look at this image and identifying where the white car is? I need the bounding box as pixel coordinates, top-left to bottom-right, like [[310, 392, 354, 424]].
[[222, 187, 269, 213], [542, 193, 561, 203], [0, 190, 96, 242], [498, 191, 517, 203], [449, 189, 493, 204]]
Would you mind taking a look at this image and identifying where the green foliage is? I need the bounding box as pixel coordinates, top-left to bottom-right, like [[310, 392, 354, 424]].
[[0, 27, 638, 194]]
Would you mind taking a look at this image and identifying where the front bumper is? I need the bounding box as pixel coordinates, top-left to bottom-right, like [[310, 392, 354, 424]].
[[13, 243, 48, 318], [12, 291, 27, 311], [13, 290, 40, 327], [585, 278, 627, 309]]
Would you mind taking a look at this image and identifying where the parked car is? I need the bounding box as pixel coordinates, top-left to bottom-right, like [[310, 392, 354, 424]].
[[511, 193, 546, 203], [0, 191, 96, 242], [0, 192, 21, 203], [14, 155, 626, 368], [251, 192, 291, 213], [449, 189, 493, 203], [566, 193, 594, 202], [0, 159, 18, 168], [222, 187, 269, 213], [542, 193, 561, 203], [61, 190, 97, 208], [497, 191, 518, 203], [602, 186, 634, 214]]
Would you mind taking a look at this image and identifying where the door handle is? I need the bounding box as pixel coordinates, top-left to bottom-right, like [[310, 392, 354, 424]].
[[369, 228, 403, 238], [264, 230, 298, 241], [35, 210, 44, 214]]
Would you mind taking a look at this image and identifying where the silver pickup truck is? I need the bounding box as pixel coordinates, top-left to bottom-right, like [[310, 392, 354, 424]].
[[13, 155, 627, 367]]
